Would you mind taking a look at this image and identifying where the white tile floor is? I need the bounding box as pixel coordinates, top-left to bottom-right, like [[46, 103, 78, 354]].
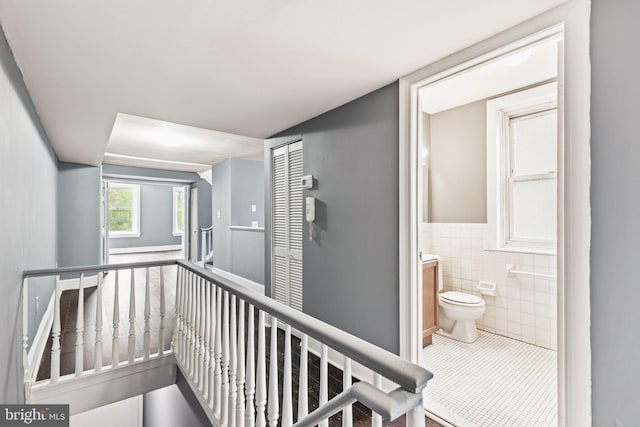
[[421, 331, 557, 427]]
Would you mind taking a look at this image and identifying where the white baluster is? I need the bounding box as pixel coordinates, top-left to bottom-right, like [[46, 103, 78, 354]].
[[158, 266, 166, 356], [187, 272, 194, 376], [255, 310, 267, 427], [203, 281, 211, 402], [178, 268, 186, 360], [228, 295, 238, 427], [173, 267, 181, 355], [342, 357, 352, 427], [198, 278, 206, 389], [201, 230, 205, 263], [268, 316, 279, 427], [208, 283, 216, 408], [319, 344, 329, 427], [371, 373, 382, 427], [174, 268, 181, 356], [75, 274, 85, 376], [50, 275, 61, 381], [111, 271, 120, 368], [94, 273, 104, 372], [245, 304, 256, 427], [191, 274, 199, 379], [406, 404, 425, 427], [221, 290, 230, 426], [297, 335, 309, 421], [282, 324, 293, 427], [213, 287, 223, 417], [143, 267, 151, 360], [128, 269, 136, 363], [193, 276, 201, 384], [236, 299, 246, 427], [22, 278, 30, 393], [182, 271, 189, 369]]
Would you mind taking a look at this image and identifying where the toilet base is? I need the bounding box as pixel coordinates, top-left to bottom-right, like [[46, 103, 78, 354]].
[[439, 317, 479, 343]]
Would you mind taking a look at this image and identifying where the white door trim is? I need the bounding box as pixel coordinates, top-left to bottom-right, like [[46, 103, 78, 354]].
[[397, 2, 591, 426]]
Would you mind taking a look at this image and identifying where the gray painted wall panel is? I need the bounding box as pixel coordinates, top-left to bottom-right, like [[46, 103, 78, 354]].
[[429, 100, 487, 223], [268, 83, 400, 354], [591, 0, 640, 424], [212, 158, 265, 282], [57, 162, 101, 267], [109, 183, 182, 249], [230, 159, 265, 227], [0, 28, 58, 403], [212, 161, 231, 271], [230, 229, 265, 284]]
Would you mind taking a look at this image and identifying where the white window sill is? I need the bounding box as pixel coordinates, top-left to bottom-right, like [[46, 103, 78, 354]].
[[172, 231, 184, 237], [109, 232, 141, 239], [484, 247, 557, 256]]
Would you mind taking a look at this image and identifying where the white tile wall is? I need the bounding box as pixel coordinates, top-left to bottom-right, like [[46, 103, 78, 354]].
[[423, 223, 558, 350]]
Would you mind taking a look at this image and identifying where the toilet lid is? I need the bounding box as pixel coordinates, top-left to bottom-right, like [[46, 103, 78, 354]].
[[440, 291, 483, 305]]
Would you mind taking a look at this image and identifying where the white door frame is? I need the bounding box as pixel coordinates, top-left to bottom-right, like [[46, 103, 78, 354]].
[[397, 1, 591, 426]]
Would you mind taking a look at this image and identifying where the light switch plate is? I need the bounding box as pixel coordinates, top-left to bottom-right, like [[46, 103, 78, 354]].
[[301, 175, 314, 189]]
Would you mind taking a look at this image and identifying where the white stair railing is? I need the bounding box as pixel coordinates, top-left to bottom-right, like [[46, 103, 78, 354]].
[[22, 259, 432, 425], [174, 261, 433, 427], [22, 260, 177, 399]]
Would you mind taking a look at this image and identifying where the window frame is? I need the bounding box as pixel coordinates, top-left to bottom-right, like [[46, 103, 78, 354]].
[[172, 186, 185, 236], [486, 82, 558, 254], [108, 182, 141, 238], [504, 107, 558, 249]]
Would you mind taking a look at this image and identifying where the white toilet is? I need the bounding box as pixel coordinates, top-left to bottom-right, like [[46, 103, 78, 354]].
[[438, 291, 486, 343], [423, 253, 487, 343]]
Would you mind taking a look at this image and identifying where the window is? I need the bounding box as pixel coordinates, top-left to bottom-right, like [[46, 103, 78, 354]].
[[486, 83, 557, 252], [506, 108, 557, 247], [108, 183, 140, 237], [173, 186, 185, 235]]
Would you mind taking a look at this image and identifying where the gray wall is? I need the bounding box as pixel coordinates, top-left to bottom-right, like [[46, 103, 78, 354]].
[[230, 159, 265, 227], [0, 27, 58, 403], [212, 160, 231, 271], [143, 371, 211, 427], [102, 164, 212, 257], [267, 83, 400, 354], [428, 100, 487, 223], [109, 183, 182, 249], [591, 0, 640, 424], [58, 162, 101, 267], [230, 229, 265, 284], [212, 158, 265, 283]]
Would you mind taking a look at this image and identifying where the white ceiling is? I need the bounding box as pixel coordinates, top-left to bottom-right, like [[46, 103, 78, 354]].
[[420, 39, 559, 114], [105, 113, 263, 172], [0, 0, 566, 171]]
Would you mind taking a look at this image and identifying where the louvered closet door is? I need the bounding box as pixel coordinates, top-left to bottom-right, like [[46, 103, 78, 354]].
[[272, 141, 303, 311]]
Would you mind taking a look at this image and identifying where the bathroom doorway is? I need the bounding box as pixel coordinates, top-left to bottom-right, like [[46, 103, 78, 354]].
[[398, 7, 591, 426], [419, 34, 560, 425]]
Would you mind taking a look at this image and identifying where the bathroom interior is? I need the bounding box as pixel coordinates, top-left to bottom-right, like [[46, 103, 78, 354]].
[[418, 35, 560, 427]]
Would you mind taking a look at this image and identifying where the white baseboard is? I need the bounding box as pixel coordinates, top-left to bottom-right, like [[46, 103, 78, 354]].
[[109, 244, 182, 255], [28, 294, 55, 382]]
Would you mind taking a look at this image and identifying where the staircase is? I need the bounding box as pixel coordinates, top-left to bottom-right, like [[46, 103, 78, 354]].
[[22, 260, 432, 426]]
